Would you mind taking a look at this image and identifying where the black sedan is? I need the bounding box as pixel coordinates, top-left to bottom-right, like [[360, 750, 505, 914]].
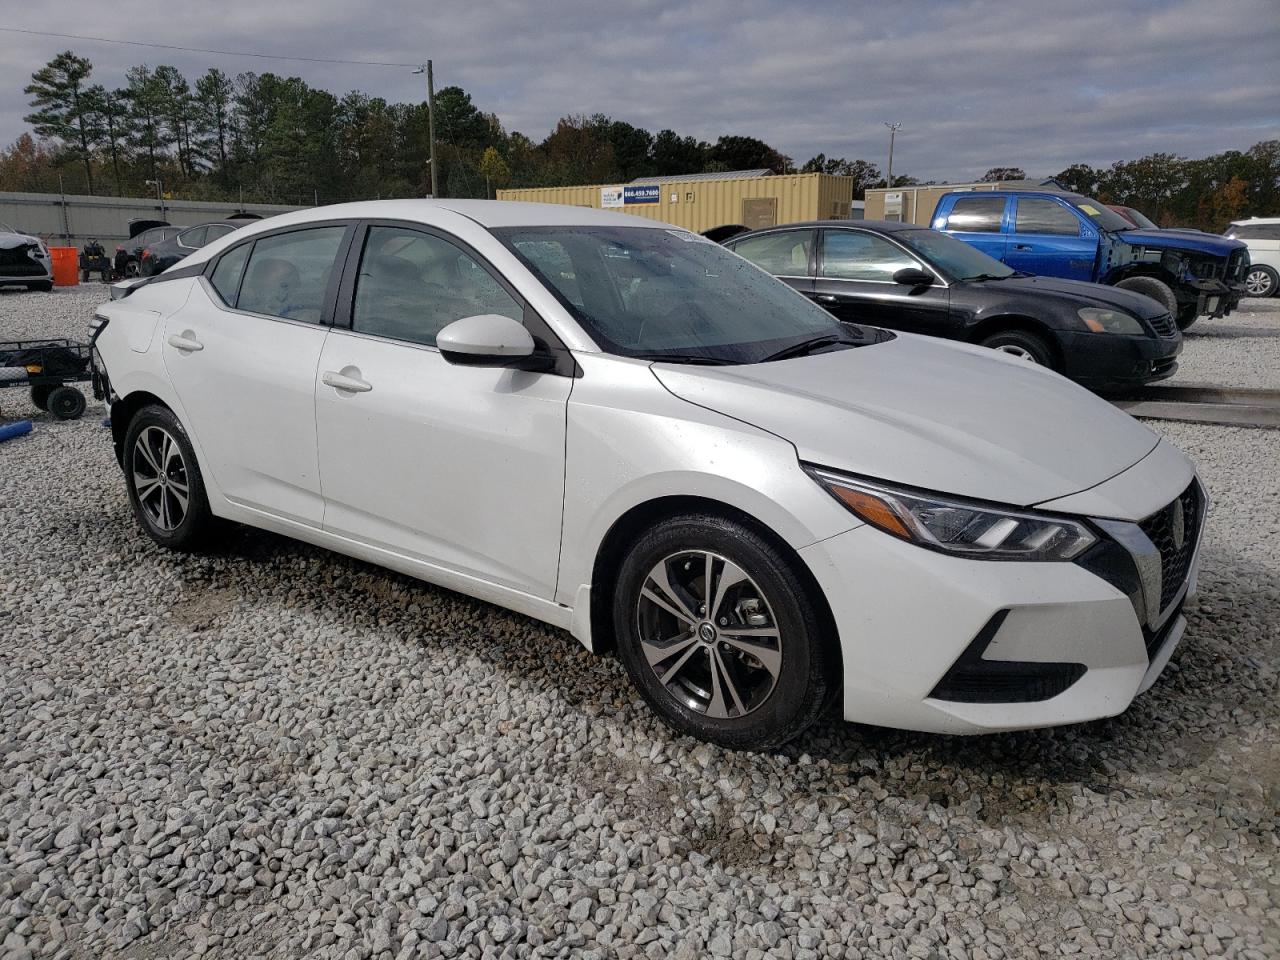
[[724, 220, 1181, 390], [138, 215, 259, 276]]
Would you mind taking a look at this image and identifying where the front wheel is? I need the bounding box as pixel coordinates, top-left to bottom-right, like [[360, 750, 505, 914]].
[[613, 514, 836, 749], [1115, 276, 1177, 317], [1244, 265, 1277, 298], [123, 405, 217, 551], [981, 329, 1055, 367]]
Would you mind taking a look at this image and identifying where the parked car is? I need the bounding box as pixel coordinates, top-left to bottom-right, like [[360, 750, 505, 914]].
[[1107, 205, 1158, 229], [117, 220, 179, 278], [723, 220, 1181, 390], [93, 200, 1205, 748], [932, 189, 1249, 329], [0, 223, 53, 291], [138, 214, 260, 276], [1224, 217, 1280, 298]]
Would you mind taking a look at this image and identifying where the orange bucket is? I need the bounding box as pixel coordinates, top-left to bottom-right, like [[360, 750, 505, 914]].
[[50, 246, 79, 286]]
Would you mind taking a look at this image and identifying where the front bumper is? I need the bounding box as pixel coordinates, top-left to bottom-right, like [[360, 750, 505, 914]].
[[1059, 329, 1181, 389], [799, 454, 1205, 734], [1184, 278, 1244, 318]]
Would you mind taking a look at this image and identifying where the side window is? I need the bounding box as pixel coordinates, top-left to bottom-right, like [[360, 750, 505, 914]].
[[237, 227, 345, 323], [179, 226, 208, 248], [821, 231, 919, 281], [352, 226, 523, 347], [206, 224, 236, 243], [136, 229, 160, 248], [945, 197, 1006, 233], [730, 231, 813, 276], [209, 243, 251, 306], [1015, 199, 1082, 236]]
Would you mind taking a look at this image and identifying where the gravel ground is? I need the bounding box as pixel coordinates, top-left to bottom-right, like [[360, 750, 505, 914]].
[[2, 285, 1278, 960]]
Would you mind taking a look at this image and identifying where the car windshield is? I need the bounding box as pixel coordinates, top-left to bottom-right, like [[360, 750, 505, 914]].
[[1072, 198, 1138, 232], [1120, 207, 1159, 229], [495, 226, 877, 363], [894, 228, 1014, 280]]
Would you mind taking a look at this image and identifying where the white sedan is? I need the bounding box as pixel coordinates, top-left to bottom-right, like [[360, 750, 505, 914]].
[[92, 200, 1205, 748]]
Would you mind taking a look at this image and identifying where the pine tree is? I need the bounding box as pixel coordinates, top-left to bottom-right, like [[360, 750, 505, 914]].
[[24, 51, 97, 194]]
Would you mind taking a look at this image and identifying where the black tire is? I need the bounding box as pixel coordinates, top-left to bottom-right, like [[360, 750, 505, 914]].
[[1175, 302, 1199, 331], [1244, 264, 1277, 298], [46, 386, 86, 420], [26, 280, 53, 293], [122, 404, 217, 552], [30, 384, 53, 411], [981, 329, 1056, 368], [1115, 275, 1177, 317], [613, 513, 836, 750], [81, 268, 90, 283]]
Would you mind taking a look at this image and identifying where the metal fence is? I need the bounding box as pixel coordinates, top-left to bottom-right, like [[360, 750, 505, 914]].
[[0, 191, 304, 246]]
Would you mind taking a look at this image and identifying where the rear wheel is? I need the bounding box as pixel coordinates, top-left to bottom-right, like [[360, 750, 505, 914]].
[[1244, 265, 1277, 298], [123, 405, 217, 551], [981, 329, 1055, 367], [46, 386, 86, 420], [613, 513, 836, 749], [1115, 275, 1177, 316]]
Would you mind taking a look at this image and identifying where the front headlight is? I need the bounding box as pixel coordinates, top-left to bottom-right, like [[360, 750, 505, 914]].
[[1078, 308, 1145, 335], [807, 468, 1097, 561]]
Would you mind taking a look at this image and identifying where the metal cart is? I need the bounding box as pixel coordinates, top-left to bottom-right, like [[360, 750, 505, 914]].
[[0, 339, 92, 420]]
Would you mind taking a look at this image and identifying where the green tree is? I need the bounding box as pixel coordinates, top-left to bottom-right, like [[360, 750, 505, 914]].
[[709, 135, 792, 174], [83, 85, 130, 194], [478, 145, 510, 197], [651, 129, 708, 176], [124, 66, 167, 181], [194, 68, 235, 179], [980, 166, 1025, 182], [24, 51, 97, 193]]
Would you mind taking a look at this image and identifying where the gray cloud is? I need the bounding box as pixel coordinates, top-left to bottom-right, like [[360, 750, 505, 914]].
[[1, 0, 1277, 183]]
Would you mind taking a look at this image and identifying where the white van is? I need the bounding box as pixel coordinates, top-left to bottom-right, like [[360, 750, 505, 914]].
[[1225, 218, 1280, 298]]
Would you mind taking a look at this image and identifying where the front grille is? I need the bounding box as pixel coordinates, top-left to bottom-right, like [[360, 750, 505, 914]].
[[1227, 249, 1249, 281], [1148, 312, 1177, 338], [0, 243, 45, 276], [1137, 481, 1202, 614], [1143, 599, 1185, 660]]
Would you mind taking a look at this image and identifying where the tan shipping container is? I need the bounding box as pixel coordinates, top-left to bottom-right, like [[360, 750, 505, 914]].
[[498, 173, 853, 234]]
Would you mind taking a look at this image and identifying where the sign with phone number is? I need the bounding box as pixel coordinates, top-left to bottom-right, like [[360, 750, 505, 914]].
[[602, 185, 661, 207]]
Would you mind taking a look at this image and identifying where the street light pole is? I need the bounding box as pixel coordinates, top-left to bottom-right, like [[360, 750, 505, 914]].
[[883, 122, 901, 189], [413, 61, 439, 198]]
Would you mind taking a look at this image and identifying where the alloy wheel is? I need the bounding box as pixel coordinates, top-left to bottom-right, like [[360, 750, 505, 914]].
[[1245, 268, 1274, 297], [994, 344, 1037, 363], [635, 550, 782, 719], [133, 426, 190, 532]]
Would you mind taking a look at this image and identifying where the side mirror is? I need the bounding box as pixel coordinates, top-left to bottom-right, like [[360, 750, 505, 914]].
[[437, 314, 542, 368], [893, 267, 934, 287]]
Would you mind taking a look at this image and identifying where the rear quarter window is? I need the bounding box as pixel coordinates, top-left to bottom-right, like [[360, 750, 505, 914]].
[[944, 196, 1006, 233]]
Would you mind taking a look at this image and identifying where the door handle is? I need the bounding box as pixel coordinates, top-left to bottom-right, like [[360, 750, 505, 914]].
[[1012, 244, 1033, 251], [815, 294, 839, 303], [166, 332, 203, 352], [322, 369, 372, 393]]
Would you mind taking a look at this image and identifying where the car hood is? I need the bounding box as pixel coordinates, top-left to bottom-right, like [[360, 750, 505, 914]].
[[652, 334, 1159, 507], [1113, 228, 1244, 257], [0, 231, 42, 250], [996, 275, 1168, 318]]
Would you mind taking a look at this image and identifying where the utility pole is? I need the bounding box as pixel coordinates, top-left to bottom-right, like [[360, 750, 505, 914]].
[[883, 122, 901, 189], [413, 61, 439, 198]]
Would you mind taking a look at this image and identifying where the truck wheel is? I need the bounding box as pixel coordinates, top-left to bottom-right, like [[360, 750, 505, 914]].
[[1115, 276, 1177, 317], [982, 329, 1055, 368], [1176, 303, 1199, 331], [30, 384, 53, 410], [47, 386, 87, 421], [1245, 265, 1278, 298]]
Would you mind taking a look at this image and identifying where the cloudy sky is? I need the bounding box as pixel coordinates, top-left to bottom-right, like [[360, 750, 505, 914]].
[[1, 0, 1277, 182]]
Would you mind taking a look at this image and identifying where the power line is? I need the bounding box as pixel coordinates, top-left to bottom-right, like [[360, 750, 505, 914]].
[[0, 27, 420, 68]]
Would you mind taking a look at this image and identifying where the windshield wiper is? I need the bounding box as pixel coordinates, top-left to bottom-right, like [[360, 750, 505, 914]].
[[962, 272, 1010, 282], [759, 334, 853, 363], [631, 352, 736, 366]]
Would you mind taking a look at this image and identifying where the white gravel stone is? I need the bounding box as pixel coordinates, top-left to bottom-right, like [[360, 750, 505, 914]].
[[1, 285, 1278, 958]]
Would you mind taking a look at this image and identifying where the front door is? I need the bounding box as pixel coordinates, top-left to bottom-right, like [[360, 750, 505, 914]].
[[1005, 197, 1096, 280], [813, 229, 952, 336], [314, 223, 572, 600], [161, 224, 351, 526], [727, 228, 816, 297]]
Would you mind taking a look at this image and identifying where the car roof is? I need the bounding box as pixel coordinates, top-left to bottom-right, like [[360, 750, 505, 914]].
[[221, 199, 672, 231], [1230, 216, 1280, 225], [731, 219, 927, 235]]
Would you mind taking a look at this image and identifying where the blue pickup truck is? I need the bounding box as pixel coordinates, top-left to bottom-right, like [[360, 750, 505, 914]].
[[932, 189, 1249, 329]]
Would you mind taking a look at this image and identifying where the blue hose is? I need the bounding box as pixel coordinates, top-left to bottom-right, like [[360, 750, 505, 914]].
[[0, 420, 33, 443]]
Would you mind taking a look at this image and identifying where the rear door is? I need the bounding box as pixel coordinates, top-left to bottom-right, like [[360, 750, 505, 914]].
[[937, 195, 1009, 262], [161, 222, 353, 526], [814, 228, 951, 336], [727, 229, 816, 296], [1006, 196, 1096, 280]]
